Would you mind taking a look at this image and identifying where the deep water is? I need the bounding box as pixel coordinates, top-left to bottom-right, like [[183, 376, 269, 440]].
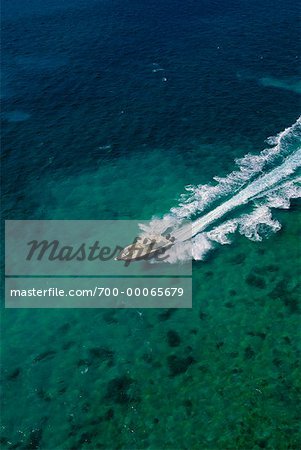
[[1, 0, 301, 449]]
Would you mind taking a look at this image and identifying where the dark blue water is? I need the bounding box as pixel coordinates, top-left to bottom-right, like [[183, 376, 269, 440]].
[[2, 0, 300, 217], [1, 1, 300, 448]]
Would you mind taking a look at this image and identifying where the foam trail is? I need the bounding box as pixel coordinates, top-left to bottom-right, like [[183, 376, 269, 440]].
[[140, 117, 301, 262], [207, 206, 281, 244], [174, 148, 301, 242], [169, 117, 301, 221]]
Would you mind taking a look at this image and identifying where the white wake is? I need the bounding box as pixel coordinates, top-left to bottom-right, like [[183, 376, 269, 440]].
[[140, 117, 301, 262]]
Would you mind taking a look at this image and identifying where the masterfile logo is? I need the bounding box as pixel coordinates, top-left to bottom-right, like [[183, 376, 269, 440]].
[[5, 220, 191, 276], [5, 220, 192, 308]]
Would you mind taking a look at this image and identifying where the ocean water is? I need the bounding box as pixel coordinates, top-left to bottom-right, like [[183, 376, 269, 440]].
[[1, 0, 301, 449]]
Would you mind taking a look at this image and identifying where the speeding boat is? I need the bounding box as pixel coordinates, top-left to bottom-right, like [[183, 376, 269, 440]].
[[116, 234, 175, 261], [116, 145, 301, 262]]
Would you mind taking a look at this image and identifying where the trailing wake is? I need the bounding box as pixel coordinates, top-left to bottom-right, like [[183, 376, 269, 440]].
[[140, 117, 301, 262]]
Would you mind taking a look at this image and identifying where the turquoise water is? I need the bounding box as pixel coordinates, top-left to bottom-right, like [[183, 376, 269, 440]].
[[1, 0, 301, 448]]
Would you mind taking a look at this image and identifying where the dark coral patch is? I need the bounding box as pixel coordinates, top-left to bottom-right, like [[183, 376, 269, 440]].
[[232, 367, 243, 374], [183, 399, 193, 416], [0, 437, 9, 446], [58, 385, 67, 395], [167, 330, 181, 347], [62, 341, 75, 350], [167, 355, 195, 377], [79, 433, 93, 445], [254, 264, 279, 275], [105, 376, 136, 404], [257, 439, 267, 448], [27, 428, 43, 449], [82, 402, 91, 412], [225, 301, 235, 308], [216, 341, 224, 350], [58, 323, 71, 334], [158, 308, 177, 321], [244, 345, 255, 360], [247, 331, 266, 340], [37, 389, 52, 402], [102, 310, 118, 324], [269, 279, 300, 314], [246, 273, 266, 289], [272, 358, 283, 367], [33, 350, 56, 363], [142, 353, 153, 364], [7, 368, 21, 381], [229, 253, 246, 265], [104, 408, 114, 421], [88, 347, 114, 366], [77, 359, 91, 367], [283, 336, 291, 345], [205, 271, 213, 277]]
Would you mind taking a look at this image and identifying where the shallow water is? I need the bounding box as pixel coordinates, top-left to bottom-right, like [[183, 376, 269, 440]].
[[1, 0, 300, 448]]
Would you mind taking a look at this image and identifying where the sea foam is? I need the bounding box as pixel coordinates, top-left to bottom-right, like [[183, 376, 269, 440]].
[[140, 117, 301, 262]]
